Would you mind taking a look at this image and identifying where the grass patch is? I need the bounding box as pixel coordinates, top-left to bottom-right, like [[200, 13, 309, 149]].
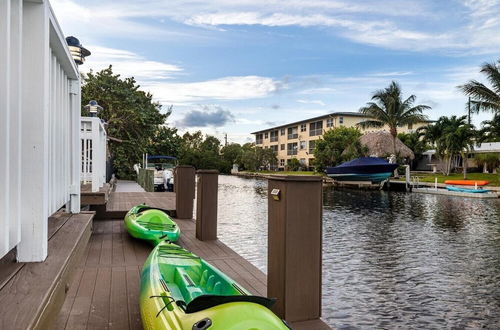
[[398, 172, 500, 186]]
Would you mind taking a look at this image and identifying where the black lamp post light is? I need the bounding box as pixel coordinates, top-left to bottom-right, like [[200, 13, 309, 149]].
[[65, 36, 91, 65]]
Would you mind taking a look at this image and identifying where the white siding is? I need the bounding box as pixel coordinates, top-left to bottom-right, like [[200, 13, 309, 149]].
[[0, 0, 81, 261]]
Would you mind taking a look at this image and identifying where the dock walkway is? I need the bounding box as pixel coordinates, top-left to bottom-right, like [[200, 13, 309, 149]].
[[55, 191, 330, 329], [114, 180, 146, 192]]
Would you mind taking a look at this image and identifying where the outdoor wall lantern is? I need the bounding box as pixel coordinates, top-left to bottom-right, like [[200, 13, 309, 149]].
[[271, 188, 281, 201], [84, 100, 103, 117], [65, 36, 91, 65]]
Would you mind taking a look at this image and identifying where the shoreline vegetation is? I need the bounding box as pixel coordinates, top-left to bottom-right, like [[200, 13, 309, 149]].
[[236, 170, 500, 187]]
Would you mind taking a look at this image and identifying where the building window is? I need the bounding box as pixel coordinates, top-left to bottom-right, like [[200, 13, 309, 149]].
[[270, 145, 278, 153], [408, 123, 413, 129], [300, 158, 306, 165], [300, 124, 307, 132], [299, 141, 307, 150], [280, 128, 285, 136], [287, 126, 298, 139], [280, 144, 285, 150], [309, 140, 316, 154], [287, 142, 298, 155], [309, 121, 323, 136], [264, 132, 268, 139], [270, 130, 278, 142], [280, 159, 285, 167], [326, 118, 333, 127], [256, 134, 263, 144], [339, 116, 344, 125]]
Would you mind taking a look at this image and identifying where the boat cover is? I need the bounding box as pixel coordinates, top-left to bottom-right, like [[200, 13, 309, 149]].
[[326, 157, 399, 175]]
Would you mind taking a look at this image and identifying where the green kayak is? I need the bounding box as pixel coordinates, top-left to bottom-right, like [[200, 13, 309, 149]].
[[125, 204, 180, 245], [140, 241, 290, 330]]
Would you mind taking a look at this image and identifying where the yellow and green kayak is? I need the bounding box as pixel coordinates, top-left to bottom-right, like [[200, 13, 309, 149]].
[[140, 241, 290, 330], [125, 204, 180, 245]]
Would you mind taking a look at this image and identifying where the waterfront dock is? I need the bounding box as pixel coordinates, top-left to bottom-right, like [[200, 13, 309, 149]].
[[55, 184, 331, 330]]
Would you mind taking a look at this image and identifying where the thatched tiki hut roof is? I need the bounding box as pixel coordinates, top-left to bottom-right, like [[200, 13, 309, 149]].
[[359, 131, 415, 159]]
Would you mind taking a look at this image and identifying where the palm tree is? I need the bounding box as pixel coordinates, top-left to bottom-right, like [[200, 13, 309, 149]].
[[358, 81, 430, 155], [478, 113, 500, 142], [421, 116, 476, 177], [459, 59, 500, 113]]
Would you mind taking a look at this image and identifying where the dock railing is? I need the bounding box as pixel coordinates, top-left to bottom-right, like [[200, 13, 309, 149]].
[[81, 117, 107, 192]]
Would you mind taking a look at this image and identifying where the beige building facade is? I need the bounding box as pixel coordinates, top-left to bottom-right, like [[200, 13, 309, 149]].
[[252, 112, 428, 169]]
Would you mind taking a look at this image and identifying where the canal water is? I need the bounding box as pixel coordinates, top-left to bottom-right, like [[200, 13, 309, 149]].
[[216, 175, 500, 329]]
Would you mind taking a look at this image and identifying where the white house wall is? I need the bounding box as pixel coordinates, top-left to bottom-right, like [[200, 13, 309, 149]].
[[0, 0, 81, 262]]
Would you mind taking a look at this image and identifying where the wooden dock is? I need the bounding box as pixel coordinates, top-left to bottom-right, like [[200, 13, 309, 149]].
[[55, 191, 331, 329]]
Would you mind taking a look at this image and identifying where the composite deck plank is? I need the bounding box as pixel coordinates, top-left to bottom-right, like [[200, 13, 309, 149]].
[[109, 266, 130, 330], [87, 267, 112, 330], [122, 222, 139, 266], [53, 267, 84, 329], [85, 233, 103, 266], [100, 222, 113, 265], [65, 267, 98, 330], [126, 265, 142, 330], [112, 221, 125, 265]]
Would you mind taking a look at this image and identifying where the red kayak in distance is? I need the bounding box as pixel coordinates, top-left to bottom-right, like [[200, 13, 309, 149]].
[[444, 180, 490, 186]]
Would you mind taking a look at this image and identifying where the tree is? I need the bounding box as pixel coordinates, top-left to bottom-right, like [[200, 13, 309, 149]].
[[358, 81, 430, 154], [147, 125, 182, 158], [478, 113, 500, 142], [256, 147, 277, 170], [421, 115, 476, 176], [287, 158, 301, 171], [313, 127, 367, 170], [82, 66, 167, 178], [178, 132, 222, 170], [398, 131, 429, 155], [221, 143, 243, 172], [459, 59, 500, 113]]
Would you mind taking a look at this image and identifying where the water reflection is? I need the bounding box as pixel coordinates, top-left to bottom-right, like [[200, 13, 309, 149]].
[[217, 175, 500, 329]]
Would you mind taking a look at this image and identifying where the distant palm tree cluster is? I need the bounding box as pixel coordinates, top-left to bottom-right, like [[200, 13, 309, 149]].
[[357, 59, 500, 176]]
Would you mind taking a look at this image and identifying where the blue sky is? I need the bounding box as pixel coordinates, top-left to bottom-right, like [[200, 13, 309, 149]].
[[51, 0, 500, 144]]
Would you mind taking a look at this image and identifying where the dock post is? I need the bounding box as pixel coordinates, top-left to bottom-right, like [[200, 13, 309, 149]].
[[196, 170, 219, 241], [267, 175, 322, 323], [174, 165, 195, 219]]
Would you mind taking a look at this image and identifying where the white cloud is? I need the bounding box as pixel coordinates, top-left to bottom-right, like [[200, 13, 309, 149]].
[[367, 71, 414, 77], [144, 76, 282, 103], [51, 0, 500, 54], [296, 99, 326, 106], [84, 46, 183, 81]]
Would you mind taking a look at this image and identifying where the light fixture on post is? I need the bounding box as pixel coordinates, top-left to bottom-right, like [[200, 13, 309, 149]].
[[65, 36, 91, 65], [84, 100, 103, 117]]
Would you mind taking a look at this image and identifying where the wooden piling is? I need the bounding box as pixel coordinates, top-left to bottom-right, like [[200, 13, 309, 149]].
[[195, 170, 219, 241], [267, 175, 323, 323], [174, 165, 195, 219]]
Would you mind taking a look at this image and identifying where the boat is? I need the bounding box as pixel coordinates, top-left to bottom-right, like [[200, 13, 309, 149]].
[[446, 186, 491, 193], [140, 241, 290, 330], [147, 155, 177, 191], [444, 180, 489, 186], [125, 204, 180, 245], [325, 157, 399, 183]]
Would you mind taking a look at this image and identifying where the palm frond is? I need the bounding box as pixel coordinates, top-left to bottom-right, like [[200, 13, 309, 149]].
[[459, 80, 500, 111], [480, 61, 500, 94], [357, 120, 384, 129]]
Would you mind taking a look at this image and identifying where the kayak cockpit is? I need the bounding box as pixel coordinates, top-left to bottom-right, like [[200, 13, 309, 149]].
[[184, 295, 276, 313]]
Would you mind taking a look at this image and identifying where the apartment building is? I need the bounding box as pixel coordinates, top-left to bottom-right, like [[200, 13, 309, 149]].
[[251, 112, 427, 169]]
